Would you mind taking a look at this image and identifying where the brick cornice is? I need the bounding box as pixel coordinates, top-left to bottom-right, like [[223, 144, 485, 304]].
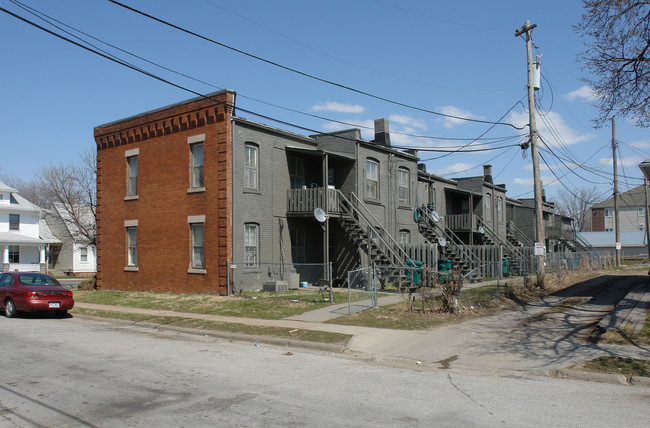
[[94, 92, 233, 150]]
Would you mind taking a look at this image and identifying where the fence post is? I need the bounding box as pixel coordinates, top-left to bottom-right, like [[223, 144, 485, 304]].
[[329, 262, 333, 303]]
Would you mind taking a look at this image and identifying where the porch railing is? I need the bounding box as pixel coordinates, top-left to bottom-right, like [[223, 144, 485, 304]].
[[6, 263, 41, 272], [445, 213, 477, 231], [286, 187, 340, 214]]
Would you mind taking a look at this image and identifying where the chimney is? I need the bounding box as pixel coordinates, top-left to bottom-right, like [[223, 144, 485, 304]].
[[483, 164, 493, 184], [374, 118, 391, 147], [417, 163, 427, 173]]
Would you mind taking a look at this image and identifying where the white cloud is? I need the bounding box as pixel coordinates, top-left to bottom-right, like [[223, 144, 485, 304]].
[[508, 110, 594, 146], [311, 101, 365, 114], [564, 85, 598, 102], [629, 139, 650, 149], [388, 114, 427, 130], [437, 162, 476, 175], [436, 105, 483, 129]]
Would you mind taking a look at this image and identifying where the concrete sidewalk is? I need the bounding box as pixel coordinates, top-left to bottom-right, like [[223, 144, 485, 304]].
[[73, 273, 650, 376]]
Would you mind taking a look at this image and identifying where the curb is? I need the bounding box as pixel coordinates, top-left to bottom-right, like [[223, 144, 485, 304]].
[[73, 314, 349, 354], [550, 369, 650, 387]]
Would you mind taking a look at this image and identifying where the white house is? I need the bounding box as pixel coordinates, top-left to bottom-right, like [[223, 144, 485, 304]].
[[45, 202, 96, 276], [0, 181, 58, 272]]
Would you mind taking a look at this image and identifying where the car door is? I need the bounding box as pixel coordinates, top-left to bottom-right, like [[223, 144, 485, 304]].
[[0, 273, 13, 309]]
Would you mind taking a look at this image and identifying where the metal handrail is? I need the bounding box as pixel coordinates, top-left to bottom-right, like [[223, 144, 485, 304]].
[[338, 191, 412, 267], [477, 216, 527, 260], [506, 221, 535, 247], [419, 205, 480, 267]]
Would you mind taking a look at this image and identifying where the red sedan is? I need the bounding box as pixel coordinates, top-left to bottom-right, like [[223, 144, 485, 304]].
[[0, 272, 74, 318]]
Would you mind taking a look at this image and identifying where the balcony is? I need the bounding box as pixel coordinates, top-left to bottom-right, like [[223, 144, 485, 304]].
[[287, 187, 340, 214], [445, 213, 477, 232]]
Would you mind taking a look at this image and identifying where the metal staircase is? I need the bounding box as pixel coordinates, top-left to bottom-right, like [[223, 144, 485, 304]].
[[506, 221, 534, 247], [417, 205, 479, 274], [477, 217, 528, 272], [334, 191, 411, 268]]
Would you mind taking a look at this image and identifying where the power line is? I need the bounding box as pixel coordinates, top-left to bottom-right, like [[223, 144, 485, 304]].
[[7, 0, 527, 146], [107, 0, 525, 130]]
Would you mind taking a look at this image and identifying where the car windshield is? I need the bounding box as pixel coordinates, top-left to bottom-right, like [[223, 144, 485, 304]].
[[17, 274, 60, 286]]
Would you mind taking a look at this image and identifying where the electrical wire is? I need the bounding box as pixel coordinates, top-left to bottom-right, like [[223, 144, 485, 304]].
[[107, 0, 525, 130]]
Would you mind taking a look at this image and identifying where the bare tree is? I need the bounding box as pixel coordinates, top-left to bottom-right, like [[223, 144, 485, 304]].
[[553, 187, 601, 232], [0, 174, 52, 209], [575, 1, 650, 127], [36, 148, 97, 245]]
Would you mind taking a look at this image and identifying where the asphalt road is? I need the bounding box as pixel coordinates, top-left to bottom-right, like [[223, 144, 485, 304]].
[[0, 316, 648, 427]]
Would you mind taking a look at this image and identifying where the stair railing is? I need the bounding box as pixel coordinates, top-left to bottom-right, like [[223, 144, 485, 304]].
[[419, 205, 480, 269], [337, 191, 411, 267], [506, 221, 535, 247]]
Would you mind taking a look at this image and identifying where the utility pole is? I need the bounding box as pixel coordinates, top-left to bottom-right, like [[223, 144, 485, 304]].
[[515, 20, 545, 288], [612, 117, 621, 267]]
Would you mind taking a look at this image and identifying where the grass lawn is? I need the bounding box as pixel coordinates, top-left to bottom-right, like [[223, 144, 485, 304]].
[[579, 357, 650, 378], [73, 288, 372, 320], [73, 307, 351, 345]]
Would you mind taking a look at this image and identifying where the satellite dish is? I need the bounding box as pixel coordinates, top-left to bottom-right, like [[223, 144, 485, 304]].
[[431, 211, 440, 223], [438, 237, 447, 247], [314, 208, 328, 223], [478, 226, 485, 234]]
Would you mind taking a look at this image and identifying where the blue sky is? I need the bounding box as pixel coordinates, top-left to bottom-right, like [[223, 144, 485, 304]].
[[1, 0, 648, 203]]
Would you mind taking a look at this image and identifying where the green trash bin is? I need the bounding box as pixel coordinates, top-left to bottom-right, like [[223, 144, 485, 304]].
[[437, 258, 452, 284], [405, 260, 424, 285], [502, 258, 509, 277]]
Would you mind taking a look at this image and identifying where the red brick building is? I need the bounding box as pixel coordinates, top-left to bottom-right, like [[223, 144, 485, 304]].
[[94, 90, 234, 294]]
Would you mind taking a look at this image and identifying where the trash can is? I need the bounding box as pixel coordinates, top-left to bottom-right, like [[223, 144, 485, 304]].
[[437, 258, 452, 284], [502, 258, 509, 277], [405, 260, 424, 285]]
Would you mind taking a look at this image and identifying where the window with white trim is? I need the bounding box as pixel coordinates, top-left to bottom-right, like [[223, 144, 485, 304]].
[[397, 168, 409, 205], [126, 227, 137, 267], [80, 247, 88, 262], [8, 245, 19, 263], [497, 196, 503, 221], [244, 143, 259, 190], [126, 156, 138, 196], [366, 159, 379, 200], [485, 193, 492, 220], [399, 229, 411, 244], [244, 223, 259, 268], [9, 214, 19, 231], [190, 223, 205, 269], [190, 142, 204, 189], [605, 209, 613, 217]]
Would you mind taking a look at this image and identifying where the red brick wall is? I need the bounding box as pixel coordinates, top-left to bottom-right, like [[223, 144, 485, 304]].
[[94, 91, 234, 294]]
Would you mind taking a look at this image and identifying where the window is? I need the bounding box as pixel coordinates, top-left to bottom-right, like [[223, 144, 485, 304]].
[[397, 168, 409, 205], [497, 196, 503, 221], [8, 245, 19, 263], [126, 227, 137, 267], [485, 193, 492, 220], [290, 227, 305, 263], [244, 143, 259, 190], [605, 209, 613, 217], [639, 208, 645, 217], [190, 143, 204, 189], [428, 185, 436, 211], [9, 214, 19, 230], [80, 247, 88, 262], [244, 223, 259, 268], [288, 156, 305, 189], [126, 156, 138, 196], [366, 159, 379, 200], [190, 223, 205, 269], [399, 230, 411, 245]]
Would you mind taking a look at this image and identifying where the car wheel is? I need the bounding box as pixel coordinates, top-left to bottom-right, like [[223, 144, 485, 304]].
[[5, 299, 17, 318]]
